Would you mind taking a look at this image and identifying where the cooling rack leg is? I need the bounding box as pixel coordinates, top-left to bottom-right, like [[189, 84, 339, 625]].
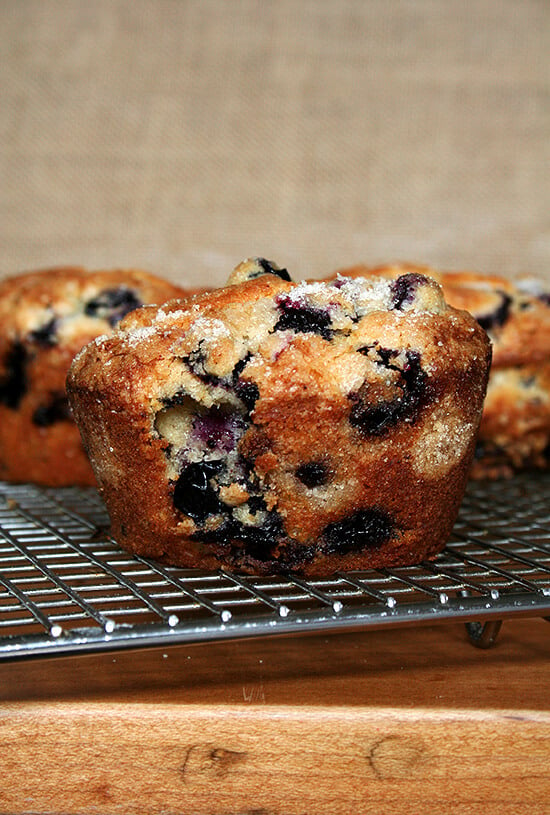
[[464, 620, 503, 649]]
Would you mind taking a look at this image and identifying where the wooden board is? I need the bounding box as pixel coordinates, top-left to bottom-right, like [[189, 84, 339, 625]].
[[0, 619, 549, 814]]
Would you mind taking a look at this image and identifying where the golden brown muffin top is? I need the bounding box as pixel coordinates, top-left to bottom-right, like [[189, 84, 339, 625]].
[[333, 262, 550, 368]]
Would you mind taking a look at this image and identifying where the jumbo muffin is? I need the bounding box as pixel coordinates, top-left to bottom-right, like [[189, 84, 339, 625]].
[[335, 262, 550, 478], [67, 258, 491, 576], [0, 266, 187, 485]]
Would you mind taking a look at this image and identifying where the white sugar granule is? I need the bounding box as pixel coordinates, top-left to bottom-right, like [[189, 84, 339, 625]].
[[187, 317, 232, 339], [123, 324, 160, 347]]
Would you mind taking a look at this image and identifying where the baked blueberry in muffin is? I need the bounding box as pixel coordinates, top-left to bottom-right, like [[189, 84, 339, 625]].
[[334, 262, 550, 478], [0, 266, 187, 485], [67, 258, 490, 575]]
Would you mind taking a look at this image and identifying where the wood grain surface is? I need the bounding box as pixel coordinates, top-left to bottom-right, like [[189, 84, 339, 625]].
[[0, 619, 549, 814]]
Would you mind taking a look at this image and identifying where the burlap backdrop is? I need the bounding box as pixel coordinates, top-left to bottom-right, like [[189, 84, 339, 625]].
[[1, 0, 548, 288]]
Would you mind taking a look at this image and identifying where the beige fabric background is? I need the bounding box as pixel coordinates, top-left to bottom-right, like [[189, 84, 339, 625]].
[[1, 0, 548, 289]]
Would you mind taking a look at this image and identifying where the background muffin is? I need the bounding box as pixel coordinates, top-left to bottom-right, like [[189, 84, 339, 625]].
[[0, 266, 187, 485]]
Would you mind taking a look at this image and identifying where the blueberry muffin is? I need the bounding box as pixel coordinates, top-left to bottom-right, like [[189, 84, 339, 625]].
[[335, 263, 550, 478], [67, 258, 490, 575], [0, 266, 187, 485]]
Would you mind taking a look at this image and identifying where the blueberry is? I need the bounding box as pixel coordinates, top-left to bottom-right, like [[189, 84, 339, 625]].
[[348, 395, 401, 436], [227, 512, 284, 561], [476, 291, 512, 331], [0, 342, 28, 409], [322, 507, 394, 555], [183, 350, 260, 414], [232, 355, 260, 412], [274, 294, 333, 339], [473, 441, 487, 460], [234, 379, 260, 412], [229, 258, 293, 287], [32, 393, 72, 427], [29, 317, 58, 346], [232, 356, 250, 379], [349, 348, 431, 436], [255, 258, 292, 282], [390, 273, 431, 310], [173, 460, 224, 522], [361, 345, 398, 366], [191, 493, 318, 572], [84, 287, 142, 327], [192, 408, 246, 453], [538, 293, 550, 307], [192, 497, 285, 563], [295, 461, 330, 487]]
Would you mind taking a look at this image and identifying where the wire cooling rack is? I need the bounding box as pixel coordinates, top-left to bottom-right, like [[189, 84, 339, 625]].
[[0, 474, 549, 661]]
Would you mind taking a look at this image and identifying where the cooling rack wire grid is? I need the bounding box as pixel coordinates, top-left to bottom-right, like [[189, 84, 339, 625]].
[[0, 474, 549, 660]]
